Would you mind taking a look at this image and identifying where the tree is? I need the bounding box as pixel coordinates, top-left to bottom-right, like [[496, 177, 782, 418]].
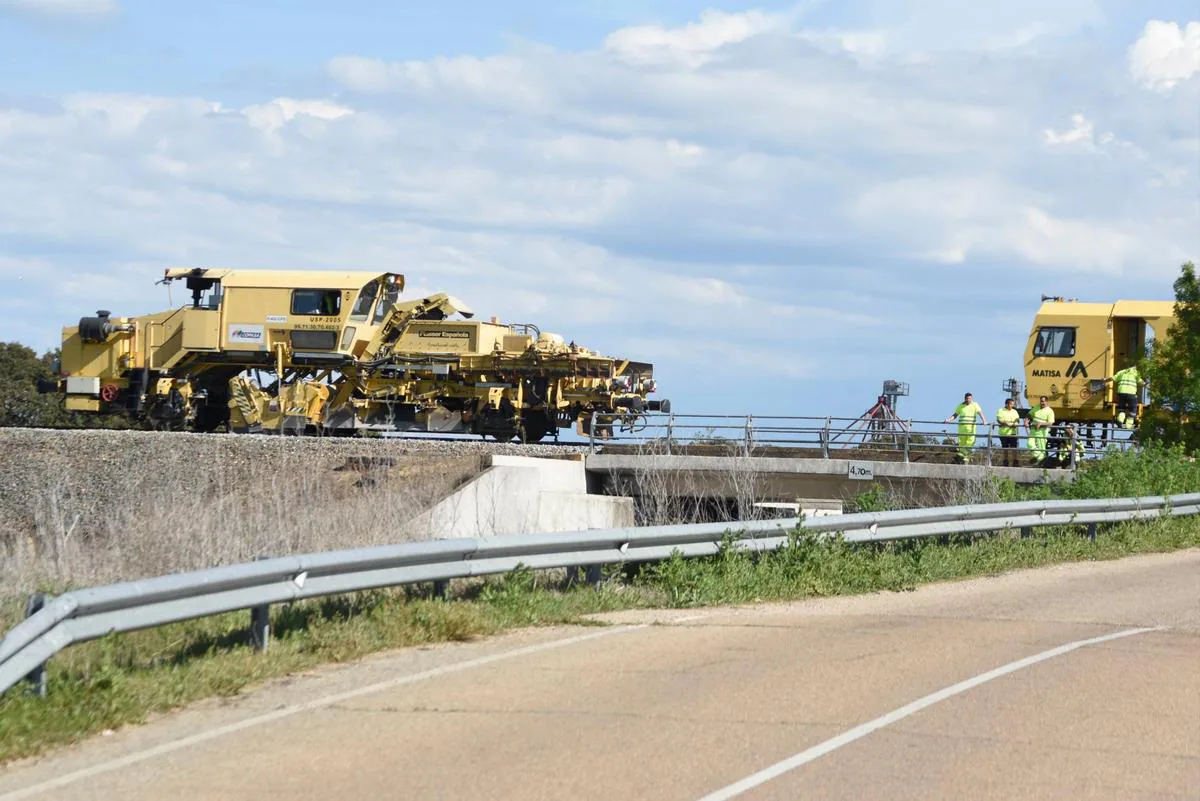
[[0, 341, 140, 430], [1139, 262, 1199, 453]]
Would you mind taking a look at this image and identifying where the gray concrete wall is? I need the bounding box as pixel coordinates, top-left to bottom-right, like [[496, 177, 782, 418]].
[[409, 454, 635, 539]]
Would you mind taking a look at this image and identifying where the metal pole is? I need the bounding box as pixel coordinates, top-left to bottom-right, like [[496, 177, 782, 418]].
[[745, 415, 754, 453], [986, 424, 993, 467], [250, 604, 270, 653], [903, 429, 910, 463], [666, 413, 674, 455], [588, 410, 597, 455], [23, 593, 47, 698], [822, 417, 830, 459], [249, 555, 271, 653]]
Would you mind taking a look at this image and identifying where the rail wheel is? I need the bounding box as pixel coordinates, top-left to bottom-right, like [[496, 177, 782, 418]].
[[518, 412, 552, 444]]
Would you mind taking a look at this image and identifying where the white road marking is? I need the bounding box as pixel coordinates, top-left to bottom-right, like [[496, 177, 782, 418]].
[[697, 626, 1165, 801], [673, 613, 712, 623], [1, 624, 645, 801]]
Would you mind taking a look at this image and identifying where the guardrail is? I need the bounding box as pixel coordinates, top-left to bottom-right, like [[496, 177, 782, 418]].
[[3, 492, 1197, 697], [587, 412, 1137, 468]]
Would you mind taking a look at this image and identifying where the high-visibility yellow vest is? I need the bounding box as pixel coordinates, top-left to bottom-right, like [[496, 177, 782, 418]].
[[954, 401, 982, 424], [1113, 367, 1139, 395], [996, 408, 1019, 436]]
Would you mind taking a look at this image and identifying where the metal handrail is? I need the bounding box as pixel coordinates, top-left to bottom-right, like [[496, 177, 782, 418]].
[[2, 492, 1196, 697], [588, 412, 1138, 467]]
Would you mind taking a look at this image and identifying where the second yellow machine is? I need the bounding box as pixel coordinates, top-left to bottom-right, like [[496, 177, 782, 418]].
[[48, 267, 667, 441], [1019, 294, 1176, 435]]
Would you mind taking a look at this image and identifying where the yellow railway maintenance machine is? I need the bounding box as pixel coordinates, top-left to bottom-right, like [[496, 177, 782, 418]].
[[47, 267, 666, 442], [1021, 295, 1176, 443]]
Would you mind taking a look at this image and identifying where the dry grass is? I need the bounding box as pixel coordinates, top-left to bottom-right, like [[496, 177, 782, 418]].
[[1, 443, 479, 597]]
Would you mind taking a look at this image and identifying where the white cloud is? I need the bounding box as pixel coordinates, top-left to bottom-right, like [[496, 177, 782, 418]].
[[0, 0, 117, 20], [241, 98, 354, 134], [1129, 20, 1200, 91], [1043, 113, 1096, 148], [602, 10, 786, 68]]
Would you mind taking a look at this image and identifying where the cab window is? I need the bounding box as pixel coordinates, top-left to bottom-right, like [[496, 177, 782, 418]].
[[349, 281, 379, 322], [372, 283, 400, 324], [292, 289, 341, 316], [1033, 326, 1075, 357]]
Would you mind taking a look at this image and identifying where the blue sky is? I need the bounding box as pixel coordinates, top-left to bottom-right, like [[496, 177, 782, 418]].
[[1, 0, 1197, 423]]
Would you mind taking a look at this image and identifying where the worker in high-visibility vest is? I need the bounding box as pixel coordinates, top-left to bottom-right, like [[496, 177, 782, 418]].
[[945, 392, 987, 463], [995, 398, 1021, 467], [1055, 424, 1086, 467], [1108, 364, 1143, 429], [1026, 395, 1055, 464]]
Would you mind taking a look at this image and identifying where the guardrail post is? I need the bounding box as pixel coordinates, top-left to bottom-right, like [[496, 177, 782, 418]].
[[23, 593, 48, 698], [1020, 526, 1033, 539], [433, 580, 450, 600], [821, 417, 830, 458], [249, 555, 271, 653], [1086, 523, 1097, 542], [585, 564, 602, 588], [250, 603, 270, 653]]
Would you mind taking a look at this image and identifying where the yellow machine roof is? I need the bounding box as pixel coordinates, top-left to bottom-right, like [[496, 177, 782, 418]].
[[1111, 300, 1176, 320], [1036, 299, 1176, 320], [163, 267, 402, 290]]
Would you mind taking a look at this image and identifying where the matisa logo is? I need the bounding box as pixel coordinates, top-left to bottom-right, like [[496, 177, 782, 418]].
[[1033, 360, 1088, 379], [228, 324, 265, 345]]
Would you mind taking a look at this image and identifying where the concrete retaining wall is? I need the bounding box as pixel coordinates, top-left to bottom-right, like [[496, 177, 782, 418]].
[[409, 454, 635, 539]]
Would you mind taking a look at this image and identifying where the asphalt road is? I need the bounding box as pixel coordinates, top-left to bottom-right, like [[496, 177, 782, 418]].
[[2, 550, 1198, 800]]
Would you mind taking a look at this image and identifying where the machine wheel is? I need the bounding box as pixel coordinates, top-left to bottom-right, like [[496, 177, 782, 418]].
[[518, 412, 552, 443]]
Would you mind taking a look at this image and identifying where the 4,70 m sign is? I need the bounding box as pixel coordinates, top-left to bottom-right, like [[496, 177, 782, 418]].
[[848, 461, 874, 481]]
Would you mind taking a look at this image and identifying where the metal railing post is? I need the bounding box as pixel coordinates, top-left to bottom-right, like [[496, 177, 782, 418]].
[[588, 410, 597, 454], [903, 429, 911, 463], [23, 593, 47, 698], [666, 413, 674, 455], [249, 555, 271, 653], [822, 417, 830, 458], [250, 604, 271, 653], [986, 424, 993, 467], [745, 414, 754, 453]]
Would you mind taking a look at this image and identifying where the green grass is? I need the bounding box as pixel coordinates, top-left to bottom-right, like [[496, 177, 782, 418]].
[[3, 510, 1198, 765]]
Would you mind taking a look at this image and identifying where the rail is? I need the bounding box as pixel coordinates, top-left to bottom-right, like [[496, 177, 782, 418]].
[[588, 412, 1137, 468], [3, 492, 1197, 698]]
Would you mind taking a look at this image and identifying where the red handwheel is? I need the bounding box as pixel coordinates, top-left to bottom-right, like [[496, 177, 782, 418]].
[[100, 384, 120, 402]]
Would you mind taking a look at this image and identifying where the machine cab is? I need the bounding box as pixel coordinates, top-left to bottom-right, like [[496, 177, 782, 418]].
[[160, 267, 405, 360], [1024, 296, 1176, 423]]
